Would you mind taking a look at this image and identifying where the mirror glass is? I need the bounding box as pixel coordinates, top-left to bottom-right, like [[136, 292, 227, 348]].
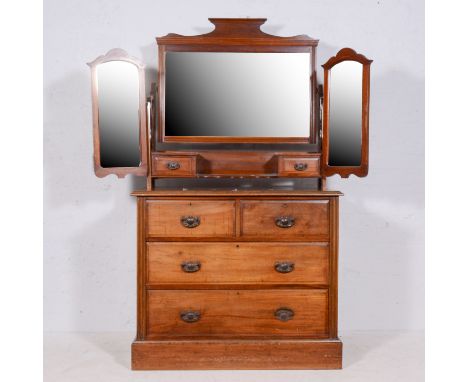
[[97, 61, 141, 167], [328, 61, 363, 166], [165, 52, 310, 138]]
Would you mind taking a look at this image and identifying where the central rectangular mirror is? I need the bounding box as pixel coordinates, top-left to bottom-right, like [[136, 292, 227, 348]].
[[162, 52, 311, 142]]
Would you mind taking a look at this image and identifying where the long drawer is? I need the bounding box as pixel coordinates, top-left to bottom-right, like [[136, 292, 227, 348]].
[[146, 242, 329, 285], [145, 200, 236, 238], [146, 289, 329, 338], [240, 200, 329, 240]]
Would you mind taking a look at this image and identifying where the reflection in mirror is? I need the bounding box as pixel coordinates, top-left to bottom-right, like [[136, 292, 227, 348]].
[[97, 61, 140, 167], [165, 52, 311, 138], [328, 61, 363, 166]]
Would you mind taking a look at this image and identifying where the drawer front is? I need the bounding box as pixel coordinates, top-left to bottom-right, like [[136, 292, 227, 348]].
[[146, 200, 235, 238], [152, 155, 196, 177], [240, 200, 329, 240], [147, 242, 329, 285], [278, 156, 321, 177], [146, 289, 328, 338]]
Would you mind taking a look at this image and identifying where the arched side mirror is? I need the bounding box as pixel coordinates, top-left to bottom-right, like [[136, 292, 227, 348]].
[[87, 49, 148, 178], [321, 48, 372, 178]]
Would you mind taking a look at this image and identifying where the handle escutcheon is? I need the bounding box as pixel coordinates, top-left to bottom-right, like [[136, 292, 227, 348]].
[[180, 311, 201, 323], [294, 162, 308, 171], [181, 261, 201, 273], [275, 308, 294, 322], [166, 161, 180, 170], [180, 216, 200, 228], [275, 262, 295, 273], [275, 216, 295, 228]]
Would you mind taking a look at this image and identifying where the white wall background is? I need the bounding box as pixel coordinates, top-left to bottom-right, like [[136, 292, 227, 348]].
[[44, 0, 424, 332]]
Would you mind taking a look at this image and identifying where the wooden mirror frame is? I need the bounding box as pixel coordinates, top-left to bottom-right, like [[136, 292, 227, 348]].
[[88, 49, 148, 178], [321, 48, 373, 178], [155, 18, 319, 144]]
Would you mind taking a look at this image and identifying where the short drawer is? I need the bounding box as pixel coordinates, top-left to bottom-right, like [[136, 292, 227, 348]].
[[278, 156, 321, 177], [146, 200, 235, 238], [152, 155, 196, 177], [146, 289, 328, 338], [240, 200, 329, 240], [146, 242, 329, 285]]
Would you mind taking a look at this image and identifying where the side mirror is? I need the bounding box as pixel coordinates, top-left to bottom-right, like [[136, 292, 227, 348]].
[[87, 49, 148, 178], [321, 48, 372, 178]]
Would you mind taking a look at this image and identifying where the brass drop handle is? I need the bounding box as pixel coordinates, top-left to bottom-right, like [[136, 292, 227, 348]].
[[275, 262, 295, 273], [275, 216, 295, 228], [181, 261, 201, 273], [294, 162, 308, 171], [166, 161, 180, 170], [180, 311, 201, 323], [275, 308, 294, 322], [180, 216, 200, 228]]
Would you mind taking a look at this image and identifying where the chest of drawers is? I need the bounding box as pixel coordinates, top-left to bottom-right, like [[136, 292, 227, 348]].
[[131, 189, 342, 369]]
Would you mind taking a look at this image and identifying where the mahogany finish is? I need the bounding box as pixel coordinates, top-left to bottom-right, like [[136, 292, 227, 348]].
[[145, 200, 236, 238], [146, 289, 328, 339], [278, 156, 321, 177], [87, 49, 148, 178], [83, 17, 375, 370], [155, 18, 319, 145], [132, 339, 342, 370], [152, 151, 321, 178], [132, 190, 341, 369], [321, 48, 373, 178], [152, 154, 197, 177], [146, 242, 329, 286], [240, 200, 329, 240]]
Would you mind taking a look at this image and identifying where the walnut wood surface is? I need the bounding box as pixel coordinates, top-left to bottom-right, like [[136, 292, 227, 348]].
[[151, 151, 323, 178], [152, 154, 197, 177], [329, 197, 339, 338], [156, 18, 319, 46], [146, 200, 236, 238], [129, 18, 348, 369], [278, 156, 321, 177], [146, 242, 329, 285], [146, 289, 328, 338], [87, 49, 148, 178], [132, 339, 342, 370], [134, 192, 341, 369], [132, 189, 343, 197], [240, 200, 329, 240], [321, 48, 373, 178], [155, 18, 318, 145]]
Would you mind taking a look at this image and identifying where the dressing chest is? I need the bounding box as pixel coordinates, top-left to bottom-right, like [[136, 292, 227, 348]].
[[88, 18, 372, 370]]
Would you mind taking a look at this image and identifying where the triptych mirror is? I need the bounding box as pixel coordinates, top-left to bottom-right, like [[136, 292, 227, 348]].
[[88, 34, 371, 180]]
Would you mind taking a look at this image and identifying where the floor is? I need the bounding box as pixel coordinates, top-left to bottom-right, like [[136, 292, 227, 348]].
[[44, 331, 424, 382]]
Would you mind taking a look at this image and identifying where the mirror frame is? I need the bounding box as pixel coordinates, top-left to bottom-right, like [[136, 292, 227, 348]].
[[88, 49, 148, 178], [156, 18, 319, 144], [322, 48, 372, 178]]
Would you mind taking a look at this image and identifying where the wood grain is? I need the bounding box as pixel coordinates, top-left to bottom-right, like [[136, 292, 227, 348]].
[[87, 49, 148, 178], [145, 200, 236, 238], [240, 200, 329, 240], [152, 154, 197, 177], [156, 18, 318, 145], [321, 48, 373, 178], [146, 289, 328, 338], [132, 338, 342, 370], [146, 242, 329, 285], [278, 156, 321, 177]]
